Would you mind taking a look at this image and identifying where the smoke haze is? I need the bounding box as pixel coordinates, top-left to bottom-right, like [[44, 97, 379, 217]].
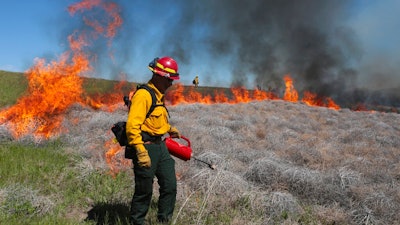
[[181, 0, 360, 96], [60, 0, 400, 105]]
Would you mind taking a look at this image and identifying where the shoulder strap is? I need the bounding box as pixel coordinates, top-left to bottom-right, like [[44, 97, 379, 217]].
[[137, 84, 169, 118]]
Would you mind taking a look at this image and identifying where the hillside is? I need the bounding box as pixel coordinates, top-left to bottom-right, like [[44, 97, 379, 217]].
[[1, 70, 400, 224]]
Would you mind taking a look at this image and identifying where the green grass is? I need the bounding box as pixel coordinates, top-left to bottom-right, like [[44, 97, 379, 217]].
[[0, 71, 28, 107], [0, 141, 133, 225], [0, 141, 69, 188], [0, 141, 271, 224]]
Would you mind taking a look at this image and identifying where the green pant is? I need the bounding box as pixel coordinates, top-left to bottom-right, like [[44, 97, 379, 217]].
[[130, 141, 177, 225]]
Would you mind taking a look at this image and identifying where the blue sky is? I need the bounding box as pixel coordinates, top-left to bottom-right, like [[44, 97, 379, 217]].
[[0, 1, 64, 72], [0, 0, 399, 90]]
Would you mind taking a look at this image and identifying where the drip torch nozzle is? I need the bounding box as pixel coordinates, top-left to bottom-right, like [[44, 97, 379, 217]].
[[193, 157, 216, 170]]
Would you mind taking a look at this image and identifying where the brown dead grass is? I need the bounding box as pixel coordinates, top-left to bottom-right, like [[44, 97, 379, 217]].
[[1, 99, 399, 224]]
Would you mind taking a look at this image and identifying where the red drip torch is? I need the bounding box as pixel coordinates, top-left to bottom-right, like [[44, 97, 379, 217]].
[[165, 135, 216, 170]]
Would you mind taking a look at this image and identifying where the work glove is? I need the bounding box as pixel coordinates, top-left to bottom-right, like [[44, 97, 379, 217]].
[[135, 144, 151, 168], [168, 126, 181, 138]]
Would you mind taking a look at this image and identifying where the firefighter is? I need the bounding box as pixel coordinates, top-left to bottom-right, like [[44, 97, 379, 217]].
[[193, 75, 199, 88], [126, 56, 181, 225]]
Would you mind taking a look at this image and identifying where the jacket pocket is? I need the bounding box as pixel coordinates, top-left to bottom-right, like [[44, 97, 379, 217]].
[[146, 107, 168, 130]]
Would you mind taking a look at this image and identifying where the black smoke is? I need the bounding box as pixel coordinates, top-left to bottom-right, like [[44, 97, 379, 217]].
[[59, 0, 400, 108], [152, 0, 362, 97], [145, 0, 400, 109]]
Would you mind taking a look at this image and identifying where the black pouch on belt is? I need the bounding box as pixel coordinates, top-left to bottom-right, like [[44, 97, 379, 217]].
[[125, 146, 135, 159]]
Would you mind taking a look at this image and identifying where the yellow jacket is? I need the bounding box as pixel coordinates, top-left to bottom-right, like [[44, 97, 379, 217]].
[[126, 82, 171, 148]]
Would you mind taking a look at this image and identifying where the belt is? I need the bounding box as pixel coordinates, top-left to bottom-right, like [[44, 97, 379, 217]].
[[142, 132, 162, 144]]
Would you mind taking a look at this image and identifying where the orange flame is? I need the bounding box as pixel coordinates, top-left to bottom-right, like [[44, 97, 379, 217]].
[[231, 87, 250, 103], [168, 84, 186, 105], [302, 91, 321, 106], [326, 97, 340, 110], [86, 80, 134, 111], [302, 91, 340, 110], [104, 138, 130, 177], [283, 74, 299, 102], [165, 83, 278, 105]]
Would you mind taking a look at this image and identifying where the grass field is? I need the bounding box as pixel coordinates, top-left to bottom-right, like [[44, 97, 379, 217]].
[[0, 71, 28, 107], [1, 70, 400, 224]]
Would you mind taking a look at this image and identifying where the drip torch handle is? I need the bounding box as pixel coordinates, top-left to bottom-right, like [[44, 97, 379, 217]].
[[180, 135, 190, 147], [169, 134, 191, 147]]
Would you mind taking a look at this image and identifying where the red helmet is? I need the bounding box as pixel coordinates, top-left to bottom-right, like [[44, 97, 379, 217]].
[[148, 56, 180, 80]]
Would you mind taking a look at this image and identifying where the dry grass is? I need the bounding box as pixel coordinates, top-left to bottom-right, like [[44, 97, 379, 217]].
[[1, 99, 399, 224], [0, 184, 54, 217]]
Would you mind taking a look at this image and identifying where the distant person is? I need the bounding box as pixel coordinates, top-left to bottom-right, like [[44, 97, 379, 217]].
[[126, 56, 181, 225], [192, 75, 199, 88]]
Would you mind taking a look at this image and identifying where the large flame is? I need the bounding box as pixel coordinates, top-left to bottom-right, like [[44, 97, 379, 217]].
[[0, 35, 89, 138], [0, 0, 122, 139]]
